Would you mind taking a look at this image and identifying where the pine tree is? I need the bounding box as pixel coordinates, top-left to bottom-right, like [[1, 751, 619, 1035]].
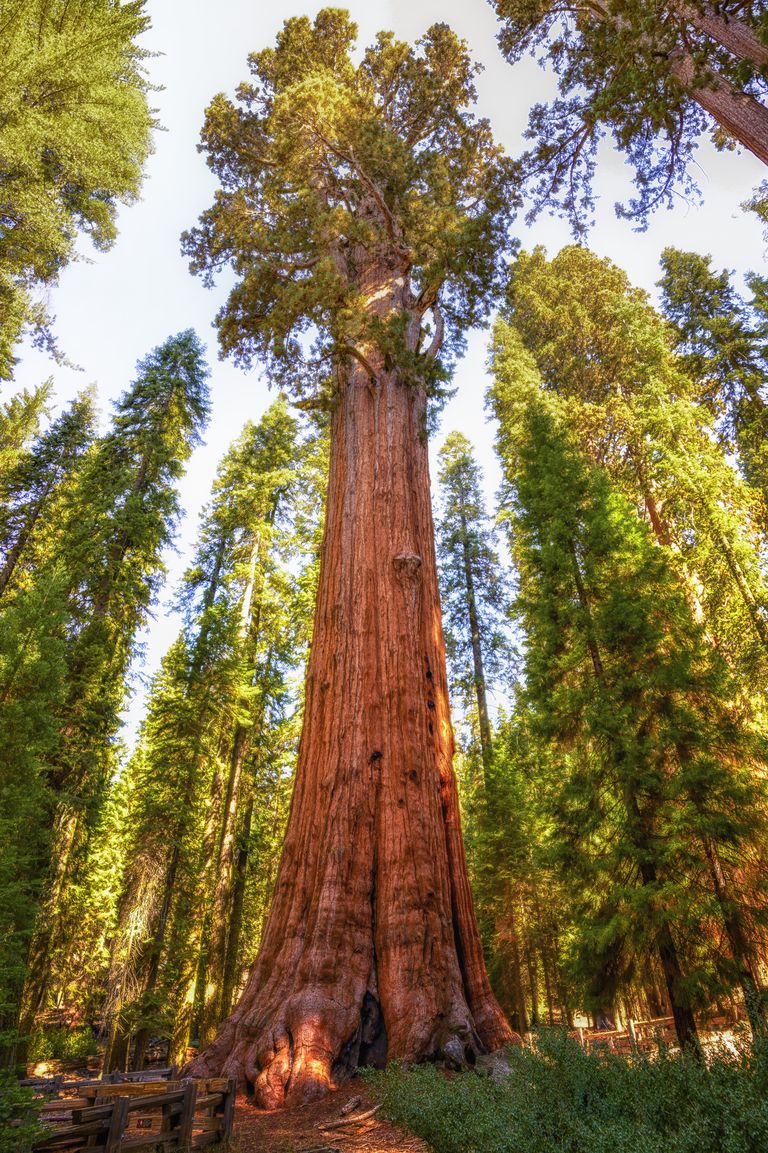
[[503, 245, 768, 692], [0, 571, 70, 1068], [492, 1, 768, 229], [182, 9, 516, 1104], [0, 391, 97, 601], [18, 331, 210, 1045], [100, 401, 318, 1071], [658, 247, 768, 514], [0, 384, 51, 481], [0, 0, 154, 375], [490, 330, 768, 1044], [436, 432, 513, 775]]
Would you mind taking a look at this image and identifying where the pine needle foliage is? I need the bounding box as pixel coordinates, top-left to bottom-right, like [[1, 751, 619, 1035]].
[[0, 0, 155, 376]]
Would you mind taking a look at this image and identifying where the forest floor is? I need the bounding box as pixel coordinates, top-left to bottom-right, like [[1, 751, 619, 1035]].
[[233, 1083, 429, 1153]]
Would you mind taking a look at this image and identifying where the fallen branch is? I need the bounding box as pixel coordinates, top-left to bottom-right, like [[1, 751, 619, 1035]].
[[318, 1104, 382, 1129]]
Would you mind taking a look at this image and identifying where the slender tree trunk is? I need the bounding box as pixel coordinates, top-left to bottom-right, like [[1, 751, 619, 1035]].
[[457, 503, 493, 771], [186, 256, 513, 1107], [17, 808, 80, 1044], [199, 531, 272, 1048], [168, 772, 223, 1068], [220, 795, 254, 1020], [524, 928, 539, 1027], [197, 726, 250, 1048], [131, 843, 181, 1071]]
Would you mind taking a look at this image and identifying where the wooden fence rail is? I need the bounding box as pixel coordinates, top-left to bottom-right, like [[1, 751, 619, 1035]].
[[570, 1012, 739, 1055], [30, 1077, 236, 1153], [22, 1069, 177, 1092]]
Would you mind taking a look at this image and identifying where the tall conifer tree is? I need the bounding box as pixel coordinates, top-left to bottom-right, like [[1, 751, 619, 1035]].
[[490, 327, 768, 1043], [503, 245, 768, 692], [658, 247, 768, 515], [436, 432, 513, 775], [182, 9, 516, 1103], [101, 401, 318, 1071], [18, 332, 210, 1045]]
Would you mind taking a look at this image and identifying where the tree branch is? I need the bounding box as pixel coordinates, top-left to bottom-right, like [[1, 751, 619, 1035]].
[[424, 301, 445, 361], [342, 343, 380, 386]]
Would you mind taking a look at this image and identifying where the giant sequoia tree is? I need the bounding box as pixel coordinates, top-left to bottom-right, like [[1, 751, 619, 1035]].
[[182, 9, 516, 1106]]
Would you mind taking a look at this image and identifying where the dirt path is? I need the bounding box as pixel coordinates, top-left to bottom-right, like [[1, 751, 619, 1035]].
[[233, 1084, 430, 1153]]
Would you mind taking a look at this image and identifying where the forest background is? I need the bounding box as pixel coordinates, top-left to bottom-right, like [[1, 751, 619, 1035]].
[[4, 2, 768, 1147]]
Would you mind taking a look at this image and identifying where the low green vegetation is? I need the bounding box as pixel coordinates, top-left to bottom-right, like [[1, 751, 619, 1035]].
[[368, 1032, 768, 1153], [28, 1026, 98, 1065], [0, 1076, 44, 1153]]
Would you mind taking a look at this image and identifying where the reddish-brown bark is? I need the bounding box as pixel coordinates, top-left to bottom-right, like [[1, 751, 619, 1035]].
[[186, 251, 514, 1107]]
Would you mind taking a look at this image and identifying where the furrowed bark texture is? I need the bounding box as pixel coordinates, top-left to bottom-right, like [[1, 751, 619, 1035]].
[[186, 257, 513, 1107]]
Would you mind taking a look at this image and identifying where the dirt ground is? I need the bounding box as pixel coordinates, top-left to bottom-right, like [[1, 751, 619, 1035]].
[[233, 1083, 430, 1153]]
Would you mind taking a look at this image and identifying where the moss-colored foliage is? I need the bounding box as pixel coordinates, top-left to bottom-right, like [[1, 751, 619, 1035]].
[[0, 1075, 44, 1153]]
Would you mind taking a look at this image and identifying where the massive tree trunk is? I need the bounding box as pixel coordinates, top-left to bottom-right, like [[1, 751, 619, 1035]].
[[186, 255, 514, 1107], [671, 50, 768, 165]]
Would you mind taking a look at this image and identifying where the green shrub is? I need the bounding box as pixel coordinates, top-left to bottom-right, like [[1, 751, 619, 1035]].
[[365, 1031, 768, 1153], [28, 1025, 99, 1064], [0, 1076, 44, 1153]]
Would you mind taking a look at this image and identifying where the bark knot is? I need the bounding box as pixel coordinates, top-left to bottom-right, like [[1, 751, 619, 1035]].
[[393, 551, 422, 580]]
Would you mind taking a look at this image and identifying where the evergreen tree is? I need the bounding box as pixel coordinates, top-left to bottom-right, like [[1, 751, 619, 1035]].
[[492, 1, 768, 230], [18, 331, 210, 1044], [658, 247, 768, 513], [0, 384, 51, 481], [0, 0, 154, 375], [0, 571, 70, 1067], [503, 245, 768, 692], [100, 401, 319, 1071], [436, 432, 513, 775], [182, 9, 516, 1104], [0, 391, 97, 601], [490, 329, 768, 1044]]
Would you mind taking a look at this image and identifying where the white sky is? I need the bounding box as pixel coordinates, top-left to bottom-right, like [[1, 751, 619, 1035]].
[[6, 0, 766, 743]]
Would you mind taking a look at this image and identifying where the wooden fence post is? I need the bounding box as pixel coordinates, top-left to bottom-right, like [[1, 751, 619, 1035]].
[[177, 1079, 198, 1149], [105, 1096, 129, 1153], [220, 1078, 237, 1143]]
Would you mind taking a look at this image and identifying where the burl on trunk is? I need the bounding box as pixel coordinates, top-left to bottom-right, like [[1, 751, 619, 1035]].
[[187, 259, 514, 1107]]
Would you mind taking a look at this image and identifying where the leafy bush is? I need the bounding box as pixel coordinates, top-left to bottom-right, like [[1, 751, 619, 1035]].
[[0, 1076, 44, 1153], [366, 1031, 768, 1153], [29, 1025, 99, 1063]]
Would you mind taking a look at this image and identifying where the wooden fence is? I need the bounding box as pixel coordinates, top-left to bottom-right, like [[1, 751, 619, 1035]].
[[30, 1076, 236, 1152], [571, 1012, 737, 1054]]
